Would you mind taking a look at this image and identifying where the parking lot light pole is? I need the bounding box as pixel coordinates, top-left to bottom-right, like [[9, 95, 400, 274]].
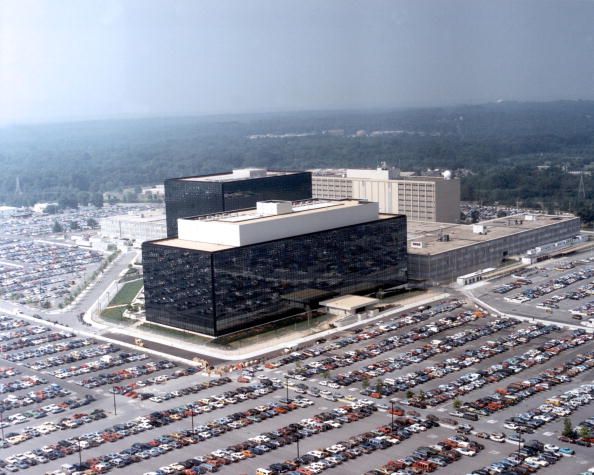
[[297, 437, 300, 459], [112, 386, 117, 415], [516, 428, 523, 454], [191, 408, 195, 434], [0, 408, 4, 440], [284, 375, 289, 401], [390, 400, 395, 435], [77, 437, 82, 465]]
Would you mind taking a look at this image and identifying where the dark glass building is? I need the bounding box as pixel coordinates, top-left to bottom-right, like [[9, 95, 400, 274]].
[[164, 169, 312, 237], [143, 207, 407, 337]]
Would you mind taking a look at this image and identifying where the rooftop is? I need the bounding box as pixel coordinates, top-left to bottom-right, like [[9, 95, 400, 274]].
[[101, 212, 166, 224], [151, 199, 395, 252], [311, 168, 453, 182], [177, 168, 301, 183], [187, 199, 349, 224], [320, 295, 379, 311], [408, 214, 579, 256]]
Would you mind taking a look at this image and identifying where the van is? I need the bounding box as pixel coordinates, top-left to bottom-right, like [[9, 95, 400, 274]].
[[256, 469, 273, 475], [60, 464, 75, 475]]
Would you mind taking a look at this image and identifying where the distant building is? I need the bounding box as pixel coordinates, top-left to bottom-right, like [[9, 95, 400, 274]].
[[0, 206, 19, 217], [32, 202, 58, 214], [100, 212, 167, 246], [141, 185, 165, 198], [164, 169, 312, 237], [143, 199, 407, 336], [311, 167, 460, 223]]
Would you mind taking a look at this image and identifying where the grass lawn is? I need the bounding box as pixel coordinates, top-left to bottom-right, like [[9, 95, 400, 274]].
[[109, 279, 143, 306], [99, 306, 136, 326]]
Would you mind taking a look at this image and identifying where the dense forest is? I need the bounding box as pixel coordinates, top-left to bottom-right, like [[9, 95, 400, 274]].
[[1, 100, 593, 221]]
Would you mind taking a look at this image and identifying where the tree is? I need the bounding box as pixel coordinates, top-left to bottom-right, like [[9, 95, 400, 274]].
[[406, 390, 414, 399], [578, 425, 591, 440], [562, 418, 575, 439], [43, 204, 59, 215], [52, 220, 64, 233], [69, 220, 80, 230], [362, 378, 370, 390], [87, 217, 98, 228], [375, 379, 383, 392], [90, 192, 104, 208], [453, 399, 462, 409]]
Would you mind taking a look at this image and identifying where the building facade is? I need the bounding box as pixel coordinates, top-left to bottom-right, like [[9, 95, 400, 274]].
[[312, 168, 460, 223], [143, 200, 407, 336], [100, 213, 167, 245], [164, 169, 312, 237]]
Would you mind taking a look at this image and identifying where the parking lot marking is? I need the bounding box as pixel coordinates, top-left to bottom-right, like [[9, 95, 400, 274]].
[[489, 450, 501, 455], [487, 419, 498, 424], [543, 431, 554, 436]]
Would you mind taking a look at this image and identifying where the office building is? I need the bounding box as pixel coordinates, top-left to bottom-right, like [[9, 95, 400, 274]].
[[311, 167, 460, 223], [143, 199, 407, 336], [164, 169, 312, 237], [407, 214, 581, 284]]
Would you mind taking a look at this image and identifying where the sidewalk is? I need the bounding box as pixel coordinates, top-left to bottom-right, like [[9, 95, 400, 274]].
[[101, 290, 452, 361]]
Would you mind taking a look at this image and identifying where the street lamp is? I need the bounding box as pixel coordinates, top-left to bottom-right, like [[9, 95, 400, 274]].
[[112, 386, 117, 415], [390, 400, 395, 435], [77, 437, 82, 465], [515, 427, 524, 454], [284, 375, 290, 402], [0, 406, 4, 441], [190, 407, 195, 434], [296, 437, 300, 459]]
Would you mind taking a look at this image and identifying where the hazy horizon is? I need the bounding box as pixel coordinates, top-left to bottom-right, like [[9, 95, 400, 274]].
[[2, 0, 594, 125]]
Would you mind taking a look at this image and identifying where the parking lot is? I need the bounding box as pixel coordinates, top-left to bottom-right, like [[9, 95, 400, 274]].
[[474, 248, 594, 328], [0, 238, 104, 308], [0, 205, 161, 238], [0, 281, 592, 475]]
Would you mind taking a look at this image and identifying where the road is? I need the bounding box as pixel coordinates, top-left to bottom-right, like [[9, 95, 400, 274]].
[[0, 248, 139, 335]]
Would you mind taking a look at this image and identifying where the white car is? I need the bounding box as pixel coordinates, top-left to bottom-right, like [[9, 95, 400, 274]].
[[455, 447, 476, 456]]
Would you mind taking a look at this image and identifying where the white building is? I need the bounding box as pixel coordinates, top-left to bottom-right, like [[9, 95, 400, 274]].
[[100, 212, 167, 246], [311, 167, 460, 223]]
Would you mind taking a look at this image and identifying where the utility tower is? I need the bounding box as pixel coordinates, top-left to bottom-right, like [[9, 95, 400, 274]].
[[578, 172, 586, 201], [15, 176, 23, 195]]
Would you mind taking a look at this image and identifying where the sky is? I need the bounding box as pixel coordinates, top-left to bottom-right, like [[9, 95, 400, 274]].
[[1, 0, 594, 124]]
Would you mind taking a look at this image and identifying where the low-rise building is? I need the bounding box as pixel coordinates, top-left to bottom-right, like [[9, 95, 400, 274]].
[[100, 212, 167, 246], [407, 214, 581, 284]]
